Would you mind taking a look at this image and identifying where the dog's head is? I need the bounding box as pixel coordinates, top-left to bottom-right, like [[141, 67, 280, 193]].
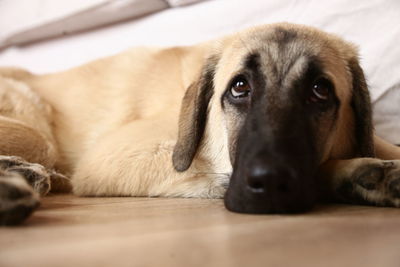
[[172, 23, 374, 213]]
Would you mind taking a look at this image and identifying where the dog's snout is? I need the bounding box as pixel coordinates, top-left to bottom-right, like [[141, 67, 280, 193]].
[[225, 155, 317, 214], [246, 162, 294, 195]]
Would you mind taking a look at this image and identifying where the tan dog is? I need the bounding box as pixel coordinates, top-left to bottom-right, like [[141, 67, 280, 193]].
[[0, 23, 400, 224]]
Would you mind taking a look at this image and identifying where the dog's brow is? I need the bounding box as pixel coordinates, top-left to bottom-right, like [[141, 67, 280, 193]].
[[298, 57, 324, 83], [242, 52, 267, 101], [243, 53, 261, 73]]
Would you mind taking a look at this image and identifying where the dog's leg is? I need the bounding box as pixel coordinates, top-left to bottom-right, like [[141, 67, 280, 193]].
[[0, 75, 63, 225], [318, 158, 400, 206], [318, 136, 400, 207], [72, 119, 229, 198]]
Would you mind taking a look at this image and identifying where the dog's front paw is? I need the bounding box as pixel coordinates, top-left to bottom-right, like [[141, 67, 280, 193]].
[[336, 159, 400, 207], [158, 173, 230, 199], [0, 155, 51, 195], [208, 175, 230, 198], [8, 164, 51, 196], [0, 171, 40, 225]]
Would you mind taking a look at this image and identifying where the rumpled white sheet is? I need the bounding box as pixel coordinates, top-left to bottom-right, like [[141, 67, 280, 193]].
[[0, 0, 207, 48], [165, 0, 206, 7], [0, 0, 169, 48], [0, 0, 399, 143]]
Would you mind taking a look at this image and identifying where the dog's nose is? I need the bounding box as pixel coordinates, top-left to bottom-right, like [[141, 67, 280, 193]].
[[246, 162, 294, 195], [224, 150, 316, 213], [224, 157, 316, 214]]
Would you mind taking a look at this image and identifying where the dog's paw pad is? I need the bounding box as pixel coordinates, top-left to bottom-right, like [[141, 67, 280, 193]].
[[355, 166, 384, 190], [0, 172, 40, 225]]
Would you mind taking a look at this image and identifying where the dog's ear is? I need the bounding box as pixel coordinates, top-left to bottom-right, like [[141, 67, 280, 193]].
[[172, 57, 217, 172], [349, 58, 375, 157]]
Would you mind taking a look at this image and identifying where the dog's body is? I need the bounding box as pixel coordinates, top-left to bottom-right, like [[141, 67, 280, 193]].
[[1, 23, 400, 224]]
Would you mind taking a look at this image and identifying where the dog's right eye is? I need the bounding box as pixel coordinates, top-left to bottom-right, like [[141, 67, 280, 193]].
[[230, 76, 251, 98]]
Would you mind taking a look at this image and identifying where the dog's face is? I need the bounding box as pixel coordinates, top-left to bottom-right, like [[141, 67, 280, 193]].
[[173, 23, 374, 213]]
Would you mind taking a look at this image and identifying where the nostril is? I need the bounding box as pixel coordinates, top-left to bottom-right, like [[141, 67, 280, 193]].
[[246, 165, 269, 193], [247, 177, 265, 192], [246, 163, 295, 194]]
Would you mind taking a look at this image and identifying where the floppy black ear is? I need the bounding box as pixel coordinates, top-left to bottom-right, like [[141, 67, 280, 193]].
[[349, 58, 375, 157], [172, 57, 217, 172]]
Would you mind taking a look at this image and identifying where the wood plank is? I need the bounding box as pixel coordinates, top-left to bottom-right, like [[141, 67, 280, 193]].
[[1, 194, 400, 267]]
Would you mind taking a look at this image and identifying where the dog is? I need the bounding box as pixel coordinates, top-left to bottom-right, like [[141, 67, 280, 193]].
[[0, 23, 399, 225]]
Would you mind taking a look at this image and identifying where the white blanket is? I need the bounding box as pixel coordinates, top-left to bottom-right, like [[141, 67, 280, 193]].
[[0, 0, 399, 143]]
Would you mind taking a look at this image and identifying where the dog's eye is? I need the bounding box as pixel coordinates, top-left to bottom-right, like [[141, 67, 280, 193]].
[[230, 76, 251, 98], [309, 77, 332, 102]]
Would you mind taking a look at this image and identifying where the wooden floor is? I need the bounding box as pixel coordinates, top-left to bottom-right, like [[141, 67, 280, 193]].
[[1, 195, 400, 267]]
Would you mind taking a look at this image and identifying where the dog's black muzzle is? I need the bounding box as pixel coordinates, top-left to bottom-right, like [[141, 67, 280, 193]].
[[224, 111, 318, 214]]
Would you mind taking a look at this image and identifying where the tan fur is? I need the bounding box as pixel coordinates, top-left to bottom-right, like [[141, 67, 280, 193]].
[[0, 77, 57, 168], [0, 23, 399, 200]]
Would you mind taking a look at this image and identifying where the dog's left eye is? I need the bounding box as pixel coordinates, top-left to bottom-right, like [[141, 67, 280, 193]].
[[309, 77, 332, 103], [230, 76, 251, 98]]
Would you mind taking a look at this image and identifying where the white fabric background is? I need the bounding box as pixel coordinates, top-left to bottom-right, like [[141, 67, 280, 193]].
[[0, 0, 169, 48], [0, 0, 399, 143]]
